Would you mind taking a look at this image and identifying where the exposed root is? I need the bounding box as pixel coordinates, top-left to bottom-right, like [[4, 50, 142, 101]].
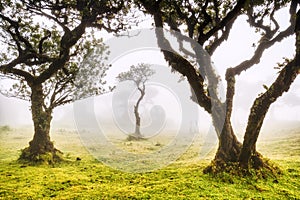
[[19, 144, 63, 165], [203, 156, 282, 179]]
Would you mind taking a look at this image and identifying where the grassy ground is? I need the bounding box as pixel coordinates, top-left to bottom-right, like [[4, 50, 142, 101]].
[[0, 126, 299, 199]]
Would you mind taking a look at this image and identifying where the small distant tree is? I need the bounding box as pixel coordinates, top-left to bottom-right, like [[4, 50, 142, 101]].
[[116, 63, 155, 140]]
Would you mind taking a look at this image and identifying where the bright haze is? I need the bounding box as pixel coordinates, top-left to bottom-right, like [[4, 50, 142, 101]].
[[0, 8, 299, 138]]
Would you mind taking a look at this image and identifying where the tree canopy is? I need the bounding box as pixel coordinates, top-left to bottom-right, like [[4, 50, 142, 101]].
[[117, 63, 155, 87]]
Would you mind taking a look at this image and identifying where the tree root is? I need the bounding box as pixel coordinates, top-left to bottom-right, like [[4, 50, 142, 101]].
[[203, 156, 282, 178], [19, 146, 63, 165], [127, 133, 146, 141]]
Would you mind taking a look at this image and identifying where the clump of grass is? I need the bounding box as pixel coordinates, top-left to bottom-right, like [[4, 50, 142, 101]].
[[126, 134, 147, 141], [155, 142, 162, 147], [0, 125, 11, 132]]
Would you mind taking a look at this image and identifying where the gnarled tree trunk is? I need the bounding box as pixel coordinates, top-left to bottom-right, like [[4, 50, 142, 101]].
[[134, 101, 142, 137], [204, 99, 242, 173], [19, 84, 62, 164], [239, 10, 300, 169], [213, 121, 241, 164], [130, 85, 146, 140]]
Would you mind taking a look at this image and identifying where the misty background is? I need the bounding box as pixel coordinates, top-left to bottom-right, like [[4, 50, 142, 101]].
[[0, 8, 299, 141]]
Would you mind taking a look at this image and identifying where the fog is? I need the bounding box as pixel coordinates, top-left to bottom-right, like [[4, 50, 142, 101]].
[[0, 9, 299, 139]]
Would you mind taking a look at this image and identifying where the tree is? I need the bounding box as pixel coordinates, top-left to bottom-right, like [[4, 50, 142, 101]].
[[136, 0, 299, 173], [238, 7, 300, 169], [0, 0, 129, 164], [116, 63, 155, 140]]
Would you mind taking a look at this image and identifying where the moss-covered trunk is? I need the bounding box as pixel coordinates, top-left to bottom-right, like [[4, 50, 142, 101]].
[[20, 84, 61, 164], [214, 122, 241, 163], [204, 103, 242, 173], [239, 11, 300, 168]]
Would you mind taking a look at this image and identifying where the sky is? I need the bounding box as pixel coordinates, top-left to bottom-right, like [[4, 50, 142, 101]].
[[0, 6, 299, 138]]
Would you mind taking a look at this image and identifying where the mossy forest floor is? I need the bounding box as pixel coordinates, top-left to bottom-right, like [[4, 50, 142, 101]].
[[0, 126, 299, 199]]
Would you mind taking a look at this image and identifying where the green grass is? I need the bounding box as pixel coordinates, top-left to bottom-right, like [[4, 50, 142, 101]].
[[0, 126, 299, 199]]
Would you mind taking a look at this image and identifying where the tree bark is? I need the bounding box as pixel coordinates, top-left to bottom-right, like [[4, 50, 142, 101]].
[[19, 84, 61, 163], [204, 102, 242, 173], [133, 84, 146, 138], [134, 102, 141, 136], [213, 119, 242, 164]]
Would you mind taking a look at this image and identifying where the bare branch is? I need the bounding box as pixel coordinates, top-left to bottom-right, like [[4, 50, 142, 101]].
[[7, 68, 34, 83], [207, 18, 235, 55], [36, 9, 70, 33], [198, 0, 247, 45], [156, 29, 212, 113], [230, 1, 297, 76], [239, 56, 299, 165]]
